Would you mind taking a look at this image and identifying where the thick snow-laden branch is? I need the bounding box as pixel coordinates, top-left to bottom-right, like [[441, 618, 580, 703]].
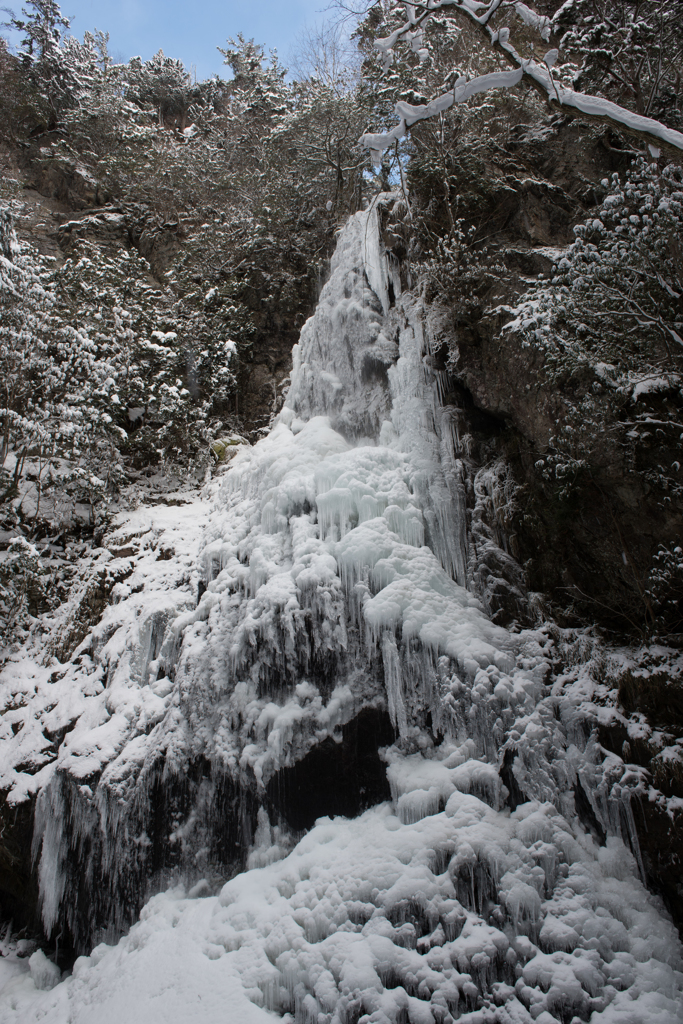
[[512, 1, 550, 42], [359, 0, 683, 161], [496, 27, 683, 155], [360, 68, 523, 162]]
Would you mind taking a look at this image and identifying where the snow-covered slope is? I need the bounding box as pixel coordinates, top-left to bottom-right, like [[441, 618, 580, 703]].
[[3, 790, 683, 1024], [1, 200, 681, 1022]]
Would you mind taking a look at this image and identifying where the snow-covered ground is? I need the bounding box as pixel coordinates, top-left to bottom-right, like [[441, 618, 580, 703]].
[[1, 201, 682, 1022], [2, 785, 682, 1023]]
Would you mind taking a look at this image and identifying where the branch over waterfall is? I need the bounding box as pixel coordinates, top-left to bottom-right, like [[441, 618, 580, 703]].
[[354, 0, 683, 161]]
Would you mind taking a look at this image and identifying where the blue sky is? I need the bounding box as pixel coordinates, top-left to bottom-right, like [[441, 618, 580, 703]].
[[4, 0, 335, 79]]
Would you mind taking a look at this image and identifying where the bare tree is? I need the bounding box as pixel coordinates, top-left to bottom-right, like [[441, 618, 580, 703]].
[[289, 19, 363, 94]]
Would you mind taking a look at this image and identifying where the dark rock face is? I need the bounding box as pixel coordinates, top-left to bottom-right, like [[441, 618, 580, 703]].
[[450, 309, 682, 633], [0, 797, 41, 941], [235, 299, 304, 434], [30, 151, 104, 210], [55, 208, 130, 253], [266, 709, 395, 831], [402, 118, 682, 636], [598, 670, 683, 929]]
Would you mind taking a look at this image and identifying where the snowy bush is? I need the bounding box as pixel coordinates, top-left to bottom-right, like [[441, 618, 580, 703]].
[[52, 240, 233, 472], [0, 210, 124, 521], [0, 537, 46, 651], [646, 543, 683, 637], [509, 159, 683, 499], [415, 220, 506, 323], [513, 159, 683, 367]]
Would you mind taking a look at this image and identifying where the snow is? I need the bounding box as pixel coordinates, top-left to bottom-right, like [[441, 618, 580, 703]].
[[3, 792, 682, 1023], [538, 77, 683, 151], [632, 375, 676, 400], [360, 70, 524, 159], [0, 497, 209, 806], [28, 950, 61, 991], [514, 3, 551, 42], [1, 202, 682, 1022]]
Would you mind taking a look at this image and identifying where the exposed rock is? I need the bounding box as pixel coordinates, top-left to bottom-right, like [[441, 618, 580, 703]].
[[0, 795, 40, 941], [412, 119, 682, 635], [49, 560, 135, 664], [447, 305, 682, 632], [266, 709, 395, 831], [29, 147, 106, 209], [55, 208, 129, 252]]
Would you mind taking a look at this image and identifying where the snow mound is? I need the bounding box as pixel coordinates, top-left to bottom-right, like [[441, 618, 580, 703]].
[[3, 789, 681, 1023]]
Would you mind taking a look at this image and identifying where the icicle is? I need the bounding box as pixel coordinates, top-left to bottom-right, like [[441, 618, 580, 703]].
[[382, 632, 408, 737]]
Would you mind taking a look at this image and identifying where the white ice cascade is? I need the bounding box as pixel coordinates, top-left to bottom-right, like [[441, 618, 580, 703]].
[[2, 202, 682, 1024]]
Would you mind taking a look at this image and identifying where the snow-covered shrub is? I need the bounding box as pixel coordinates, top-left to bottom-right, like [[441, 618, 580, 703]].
[[0, 537, 46, 651], [0, 208, 56, 481], [509, 159, 683, 496], [2, 1, 112, 129], [124, 49, 196, 128], [415, 219, 506, 319], [515, 159, 683, 367], [646, 543, 683, 637]]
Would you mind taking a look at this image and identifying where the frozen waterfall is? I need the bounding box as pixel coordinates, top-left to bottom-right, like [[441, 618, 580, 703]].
[[0, 200, 681, 1023]]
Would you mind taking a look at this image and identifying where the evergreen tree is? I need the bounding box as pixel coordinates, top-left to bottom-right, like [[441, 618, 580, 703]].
[[555, 0, 683, 128], [5, 0, 75, 119], [0, 209, 120, 518]]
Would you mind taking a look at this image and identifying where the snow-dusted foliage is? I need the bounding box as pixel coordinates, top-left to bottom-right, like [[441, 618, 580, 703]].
[[506, 159, 683, 362], [52, 240, 239, 469], [554, 0, 683, 129], [0, 210, 122, 529], [0, 538, 46, 648], [502, 160, 683, 516], [4, 0, 74, 116], [646, 544, 683, 636], [0, 197, 242, 546], [1, 201, 681, 1021], [357, 0, 683, 162]]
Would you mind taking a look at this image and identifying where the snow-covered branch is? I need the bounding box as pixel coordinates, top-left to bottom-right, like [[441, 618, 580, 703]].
[[359, 0, 683, 160], [360, 66, 524, 162]]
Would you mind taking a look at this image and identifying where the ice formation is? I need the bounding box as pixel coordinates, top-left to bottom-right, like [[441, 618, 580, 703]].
[[4, 789, 683, 1024], [1, 200, 682, 1022]]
